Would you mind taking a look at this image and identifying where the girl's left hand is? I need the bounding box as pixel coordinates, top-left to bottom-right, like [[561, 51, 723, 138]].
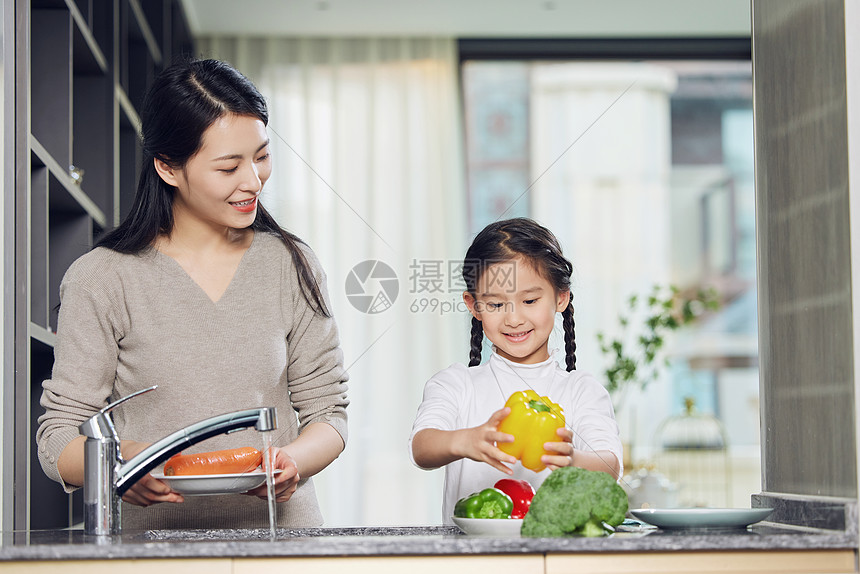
[[541, 427, 575, 471], [244, 447, 300, 503]]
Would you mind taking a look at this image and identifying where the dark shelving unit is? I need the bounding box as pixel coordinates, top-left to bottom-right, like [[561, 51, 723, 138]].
[[10, 0, 194, 531]]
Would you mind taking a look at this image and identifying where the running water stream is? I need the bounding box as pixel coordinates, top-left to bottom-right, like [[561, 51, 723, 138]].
[[260, 430, 277, 540]]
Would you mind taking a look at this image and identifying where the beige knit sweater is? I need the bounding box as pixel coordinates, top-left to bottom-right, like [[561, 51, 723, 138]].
[[36, 231, 349, 530]]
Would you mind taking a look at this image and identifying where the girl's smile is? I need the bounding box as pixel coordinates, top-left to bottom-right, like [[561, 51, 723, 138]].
[[503, 329, 533, 343], [464, 258, 570, 365]]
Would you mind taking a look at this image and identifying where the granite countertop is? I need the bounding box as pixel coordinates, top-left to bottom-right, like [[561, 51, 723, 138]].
[[0, 521, 856, 561]]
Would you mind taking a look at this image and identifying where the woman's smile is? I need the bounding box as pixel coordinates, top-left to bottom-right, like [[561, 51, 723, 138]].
[[162, 113, 272, 233], [230, 196, 258, 213]]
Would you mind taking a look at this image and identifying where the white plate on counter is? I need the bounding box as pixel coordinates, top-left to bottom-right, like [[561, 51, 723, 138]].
[[151, 469, 281, 496], [452, 516, 523, 537], [629, 508, 774, 529]]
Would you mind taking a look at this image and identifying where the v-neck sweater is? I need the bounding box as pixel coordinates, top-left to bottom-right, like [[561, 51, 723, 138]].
[[36, 232, 349, 529]]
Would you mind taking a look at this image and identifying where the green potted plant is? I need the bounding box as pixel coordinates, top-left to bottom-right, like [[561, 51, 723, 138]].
[[597, 284, 720, 407]]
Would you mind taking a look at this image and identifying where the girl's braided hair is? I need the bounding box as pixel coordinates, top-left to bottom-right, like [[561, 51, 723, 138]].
[[462, 217, 576, 371]]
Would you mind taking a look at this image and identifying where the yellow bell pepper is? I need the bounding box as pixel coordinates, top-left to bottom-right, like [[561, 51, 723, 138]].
[[497, 390, 565, 472]]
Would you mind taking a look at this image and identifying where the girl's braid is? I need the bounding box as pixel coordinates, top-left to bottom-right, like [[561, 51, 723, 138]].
[[562, 302, 577, 371], [468, 317, 484, 367]]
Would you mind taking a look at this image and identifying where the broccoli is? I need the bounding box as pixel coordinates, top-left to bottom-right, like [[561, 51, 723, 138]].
[[521, 466, 628, 538]]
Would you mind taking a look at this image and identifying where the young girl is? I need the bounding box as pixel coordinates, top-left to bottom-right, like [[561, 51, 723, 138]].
[[36, 59, 349, 530], [409, 217, 622, 521]]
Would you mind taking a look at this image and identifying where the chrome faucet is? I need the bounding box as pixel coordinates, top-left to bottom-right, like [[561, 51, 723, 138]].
[[79, 386, 278, 535]]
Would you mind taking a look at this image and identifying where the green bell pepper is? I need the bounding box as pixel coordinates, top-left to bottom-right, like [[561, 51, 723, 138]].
[[453, 488, 514, 519]]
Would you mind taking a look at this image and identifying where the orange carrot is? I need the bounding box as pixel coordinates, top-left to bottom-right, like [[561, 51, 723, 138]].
[[163, 447, 262, 476]]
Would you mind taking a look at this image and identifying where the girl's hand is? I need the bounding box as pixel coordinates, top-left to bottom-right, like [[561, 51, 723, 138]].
[[120, 440, 184, 507], [452, 407, 517, 474], [244, 447, 300, 503], [542, 427, 575, 471]]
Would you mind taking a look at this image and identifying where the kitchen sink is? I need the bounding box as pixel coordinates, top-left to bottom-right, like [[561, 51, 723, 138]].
[[143, 525, 461, 541]]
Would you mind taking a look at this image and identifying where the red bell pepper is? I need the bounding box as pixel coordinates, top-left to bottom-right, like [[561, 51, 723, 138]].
[[494, 479, 535, 519]]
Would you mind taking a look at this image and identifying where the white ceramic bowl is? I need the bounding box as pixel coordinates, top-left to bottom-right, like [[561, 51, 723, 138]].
[[151, 469, 281, 496], [452, 516, 523, 537]]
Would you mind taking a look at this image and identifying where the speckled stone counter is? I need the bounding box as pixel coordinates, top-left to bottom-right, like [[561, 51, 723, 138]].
[[0, 522, 855, 562]]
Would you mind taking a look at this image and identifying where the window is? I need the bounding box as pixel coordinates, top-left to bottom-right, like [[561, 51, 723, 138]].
[[462, 53, 758, 508]]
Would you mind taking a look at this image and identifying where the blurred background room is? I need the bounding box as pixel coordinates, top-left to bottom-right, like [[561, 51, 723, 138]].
[[7, 0, 761, 529], [181, 0, 758, 526]]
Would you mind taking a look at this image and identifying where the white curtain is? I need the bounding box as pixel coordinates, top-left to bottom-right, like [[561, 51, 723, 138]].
[[198, 37, 467, 525], [529, 63, 678, 462]]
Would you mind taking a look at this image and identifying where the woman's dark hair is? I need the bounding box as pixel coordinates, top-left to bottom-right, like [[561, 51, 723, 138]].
[[96, 58, 328, 316], [462, 217, 576, 371]]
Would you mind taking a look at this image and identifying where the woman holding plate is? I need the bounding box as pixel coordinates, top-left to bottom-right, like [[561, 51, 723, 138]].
[[35, 58, 349, 530]]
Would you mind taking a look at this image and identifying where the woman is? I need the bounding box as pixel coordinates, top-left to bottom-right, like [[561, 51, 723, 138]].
[[36, 59, 349, 530]]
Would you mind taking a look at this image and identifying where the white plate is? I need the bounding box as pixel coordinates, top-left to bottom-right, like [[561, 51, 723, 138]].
[[151, 470, 281, 496], [629, 508, 774, 529], [452, 516, 523, 537]]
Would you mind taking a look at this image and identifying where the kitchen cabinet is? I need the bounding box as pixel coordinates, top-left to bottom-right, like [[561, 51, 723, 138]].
[[0, 551, 854, 574], [10, 0, 193, 531], [544, 551, 855, 573]]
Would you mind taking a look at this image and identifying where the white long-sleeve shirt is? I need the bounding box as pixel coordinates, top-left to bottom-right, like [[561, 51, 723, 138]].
[[409, 351, 622, 523]]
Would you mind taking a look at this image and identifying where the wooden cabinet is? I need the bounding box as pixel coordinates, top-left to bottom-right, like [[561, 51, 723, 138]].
[[0, 551, 855, 574], [10, 0, 193, 531]]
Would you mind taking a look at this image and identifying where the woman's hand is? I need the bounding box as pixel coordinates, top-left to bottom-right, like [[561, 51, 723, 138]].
[[452, 407, 517, 474], [122, 474, 185, 506], [120, 440, 184, 507], [542, 426, 575, 471], [245, 447, 300, 503]]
